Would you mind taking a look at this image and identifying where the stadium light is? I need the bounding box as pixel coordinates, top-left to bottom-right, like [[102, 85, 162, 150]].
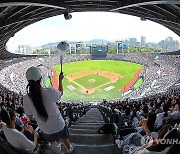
[[64, 12, 72, 20]]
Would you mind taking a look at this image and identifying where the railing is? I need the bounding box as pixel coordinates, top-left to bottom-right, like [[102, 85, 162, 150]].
[[99, 105, 112, 123], [112, 108, 122, 139], [99, 105, 122, 140], [60, 104, 91, 126]]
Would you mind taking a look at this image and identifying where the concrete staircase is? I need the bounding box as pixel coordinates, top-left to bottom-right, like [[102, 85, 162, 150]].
[[62, 107, 120, 154]]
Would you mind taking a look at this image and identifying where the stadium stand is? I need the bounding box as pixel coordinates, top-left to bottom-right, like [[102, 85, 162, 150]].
[[0, 54, 179, 99], [0, 1, 180, 153], [0, 53, 179, 153]]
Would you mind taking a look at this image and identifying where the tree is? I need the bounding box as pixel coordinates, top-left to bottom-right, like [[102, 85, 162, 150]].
[[108, 47, 117, 54]]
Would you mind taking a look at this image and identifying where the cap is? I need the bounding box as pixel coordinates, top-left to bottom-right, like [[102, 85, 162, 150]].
[[26, 66, 42, 81]]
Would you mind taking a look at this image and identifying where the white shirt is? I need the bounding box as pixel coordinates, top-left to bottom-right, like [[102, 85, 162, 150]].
[[23, 87, 65, 134], [2, 123, 35, 152], [170, 111, 180, 120], [155, 111, 170, 128]]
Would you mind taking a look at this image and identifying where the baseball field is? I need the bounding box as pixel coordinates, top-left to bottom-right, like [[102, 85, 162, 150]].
[[44, 60, 143, 101]]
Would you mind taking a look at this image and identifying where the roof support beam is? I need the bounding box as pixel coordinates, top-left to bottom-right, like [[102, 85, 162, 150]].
[[111, 1, 180, 12], [0, 2, 67, 10]]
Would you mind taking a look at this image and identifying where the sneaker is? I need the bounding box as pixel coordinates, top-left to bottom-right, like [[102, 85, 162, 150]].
[[123, 145, 130, 154], [115, 139, 120, 145], [51, 146, 63, 154], [67, 144, 75, 153], [115, 139, 123, 149]]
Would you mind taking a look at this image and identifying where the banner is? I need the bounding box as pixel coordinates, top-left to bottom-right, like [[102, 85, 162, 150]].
[[69, 43, 76, 54], [118, 43, 128, 51]]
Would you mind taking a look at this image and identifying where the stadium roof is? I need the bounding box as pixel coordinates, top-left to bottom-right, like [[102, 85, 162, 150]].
[[0, 0, 180, 59]]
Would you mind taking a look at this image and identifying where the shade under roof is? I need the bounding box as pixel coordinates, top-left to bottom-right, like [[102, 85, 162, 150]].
[[0, 0, 180, 59]]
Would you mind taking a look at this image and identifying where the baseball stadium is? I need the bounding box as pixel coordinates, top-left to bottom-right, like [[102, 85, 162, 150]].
[[45, 60, 144, 101], [0, 1, 180, 154]]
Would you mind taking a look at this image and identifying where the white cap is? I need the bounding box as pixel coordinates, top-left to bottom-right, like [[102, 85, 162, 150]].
[[26, 66, 42, 81]]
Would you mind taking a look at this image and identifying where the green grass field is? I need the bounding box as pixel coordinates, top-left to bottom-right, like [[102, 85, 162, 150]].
[[134, 78, 144, 89], [74, 74, 111, 88], [44, 60, 143, 101]]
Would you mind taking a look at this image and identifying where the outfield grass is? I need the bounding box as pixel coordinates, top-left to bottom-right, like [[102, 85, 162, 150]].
[[134, 78, 144, 88], [45, 78, 51, 87], [44, 60, 143, 101]]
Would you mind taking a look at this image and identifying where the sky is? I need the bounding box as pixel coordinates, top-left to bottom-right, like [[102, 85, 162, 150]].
[[7, 12, 180, 52]]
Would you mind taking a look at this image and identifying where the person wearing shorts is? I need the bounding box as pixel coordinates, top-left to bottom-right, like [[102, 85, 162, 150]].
[[23, 66, 75, 153]]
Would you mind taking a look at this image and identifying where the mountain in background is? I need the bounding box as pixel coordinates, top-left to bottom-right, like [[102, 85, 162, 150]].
[[86, 39, 109, 44], [41, 42, 59, 48], [41, 39, 110, 48]]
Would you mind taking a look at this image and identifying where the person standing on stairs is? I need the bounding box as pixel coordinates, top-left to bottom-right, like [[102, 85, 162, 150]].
[[23, 66, 75, 153]]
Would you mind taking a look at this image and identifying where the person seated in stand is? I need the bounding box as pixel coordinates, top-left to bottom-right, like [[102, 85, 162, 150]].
[[170, 101, 180, 121], [121, 107, 132, 128], [139, 105, 149, 119], [0, 109, 39, 152], [134, 123, 180, 154], [155, 103, 171, 130], [149, 102, 155, 113], [117, 112, 156, 140], [117, 120, 180, 154]]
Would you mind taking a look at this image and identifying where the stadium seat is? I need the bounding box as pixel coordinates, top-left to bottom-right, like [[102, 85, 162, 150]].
[[0, 139, 20, 154], [166, 144, 180, 154], [0, 148, 6, 154], [0, 138, 35, 154]]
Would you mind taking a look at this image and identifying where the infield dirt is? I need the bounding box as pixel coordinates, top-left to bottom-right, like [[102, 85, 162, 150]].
[[66, 70, 123, 94]]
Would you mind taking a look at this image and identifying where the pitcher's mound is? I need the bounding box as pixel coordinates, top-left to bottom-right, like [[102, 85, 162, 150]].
[[88, 79, 95, 83]]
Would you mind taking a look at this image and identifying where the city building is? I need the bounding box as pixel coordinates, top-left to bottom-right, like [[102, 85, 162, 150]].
[[16, 45, 33, 54], [141, 36, 146, 46]]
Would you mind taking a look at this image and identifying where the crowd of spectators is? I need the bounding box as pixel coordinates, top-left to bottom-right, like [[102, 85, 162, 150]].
[[108, 54, 179, 99], [0, 53, 179, 102], [0, 54, 179, 99], [0, 53, 179, 153], [0, 54, 90, 95], [100, 83, 180, 153]]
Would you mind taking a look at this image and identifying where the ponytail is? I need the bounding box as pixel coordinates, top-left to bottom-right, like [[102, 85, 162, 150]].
[[26, 79, 48, 121]]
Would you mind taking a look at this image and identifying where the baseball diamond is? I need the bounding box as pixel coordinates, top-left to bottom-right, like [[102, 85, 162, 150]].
[[45, 60, 143, 101]]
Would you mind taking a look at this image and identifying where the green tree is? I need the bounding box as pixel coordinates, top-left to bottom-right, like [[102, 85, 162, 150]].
[[108, 47, 117, 54]]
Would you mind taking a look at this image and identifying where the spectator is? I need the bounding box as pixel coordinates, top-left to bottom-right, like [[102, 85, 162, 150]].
[[0, 109, 39, 152], [170, 101, 180, 121], [155, 103, 170, 129], [23, 66, 75, 153]]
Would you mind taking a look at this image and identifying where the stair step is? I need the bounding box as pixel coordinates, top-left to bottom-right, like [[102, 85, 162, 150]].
[[80, 116, 103, 121], [70, 125, 100, 130], [69, 134, 113, 145], [64, 108, 120, 154], [61, 144, 121, 154], [70, 128, 98, 134], [77, 120, 104, 123], [76, 121, 105, 123], [73, 122, 104, 126]]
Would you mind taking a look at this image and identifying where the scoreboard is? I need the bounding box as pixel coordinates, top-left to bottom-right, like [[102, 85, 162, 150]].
[[90, 46, 108, 60]]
